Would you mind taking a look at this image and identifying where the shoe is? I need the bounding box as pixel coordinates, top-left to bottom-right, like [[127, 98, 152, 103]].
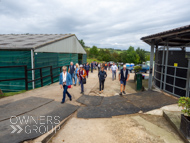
[[61, 102, 65, 104], [101, 90, 103, 93], [119, 92, 122, 96], [80, 92, 84, 94], [74, 84, 76, 86], [123, 91, 126, 94], [99, 91, 101, 94], [70, 98, 72, 101]]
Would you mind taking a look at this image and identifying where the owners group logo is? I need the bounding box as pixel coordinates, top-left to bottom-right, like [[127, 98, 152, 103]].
[[10, 116, 61, 134]]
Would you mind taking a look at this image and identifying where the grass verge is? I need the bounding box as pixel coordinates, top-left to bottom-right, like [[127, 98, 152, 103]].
[[0, 90, 26, 98]]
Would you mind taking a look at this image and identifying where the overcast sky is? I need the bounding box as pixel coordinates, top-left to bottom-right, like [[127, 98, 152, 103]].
[[0, 0, 190, 51]]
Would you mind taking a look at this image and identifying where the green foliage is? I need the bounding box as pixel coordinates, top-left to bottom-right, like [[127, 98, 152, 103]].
[[80, 39, 152, 63], [89, 46, 99, 58], [79, 39, 85, 48], [136, 47, 146, 64], [178, 97, 190, 116], [0, 90, 26, 98], [134, 66, 142, 73]]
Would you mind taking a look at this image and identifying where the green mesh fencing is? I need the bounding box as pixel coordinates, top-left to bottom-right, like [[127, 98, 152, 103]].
[[34, 52, 78, 88], [0, 50, 32, 92], [0, 50, 82, 92], [82, 54, 87, 64]]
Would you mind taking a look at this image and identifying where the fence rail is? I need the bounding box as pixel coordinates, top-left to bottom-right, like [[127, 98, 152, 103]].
[[0, 65, 69, 91]]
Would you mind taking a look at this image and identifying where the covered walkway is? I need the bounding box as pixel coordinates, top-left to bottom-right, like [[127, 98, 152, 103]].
[[141, 24, 190, 97]]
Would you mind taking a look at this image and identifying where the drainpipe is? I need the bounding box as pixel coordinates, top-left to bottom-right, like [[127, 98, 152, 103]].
[[31, 49, 35, 89]]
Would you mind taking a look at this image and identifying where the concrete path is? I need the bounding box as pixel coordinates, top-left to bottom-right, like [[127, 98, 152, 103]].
[[49, 70, 183, 143], [0, 70, 184, 143]]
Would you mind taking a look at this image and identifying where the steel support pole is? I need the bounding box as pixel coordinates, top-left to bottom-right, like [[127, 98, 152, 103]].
[[160, 46, 165, 89], [173, 67, 177, 94], [186, 59, 190, 97], [163, 42, 169, 90], [148, 39, 155, 90], [154, 45, 158, 85], [31, 49, 35, 89]]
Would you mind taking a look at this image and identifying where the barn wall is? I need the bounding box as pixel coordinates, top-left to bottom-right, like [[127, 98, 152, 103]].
[[34, 52, 78, 88], [0, 50, 32, 92]]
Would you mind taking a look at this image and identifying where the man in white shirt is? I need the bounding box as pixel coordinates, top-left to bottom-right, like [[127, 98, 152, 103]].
[[111, 63, 118, 81]]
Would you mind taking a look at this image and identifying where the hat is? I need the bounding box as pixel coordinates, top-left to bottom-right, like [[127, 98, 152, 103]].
[[123, 65, 126, 68], [79, 65, 83, 68]]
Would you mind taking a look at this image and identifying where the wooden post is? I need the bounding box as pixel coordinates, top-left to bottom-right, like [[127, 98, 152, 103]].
[[50, 66, 53, 83], [0, 89, 3, 95], [40, 68, 43, 87], [24, 65, 28, 90]]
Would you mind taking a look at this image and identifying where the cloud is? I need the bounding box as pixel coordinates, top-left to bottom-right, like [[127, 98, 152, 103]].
[[0, 0, 190, 51]]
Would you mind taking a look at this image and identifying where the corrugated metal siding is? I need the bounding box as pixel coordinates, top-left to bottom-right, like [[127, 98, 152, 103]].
[[0, 50, 32, 92], [34, 36, 86, 54]]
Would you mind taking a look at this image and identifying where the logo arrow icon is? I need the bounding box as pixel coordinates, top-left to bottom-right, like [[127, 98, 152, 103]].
[[10, 125, 23, 134], [16, 125, 23, 133], [10, 125, 17, 133]]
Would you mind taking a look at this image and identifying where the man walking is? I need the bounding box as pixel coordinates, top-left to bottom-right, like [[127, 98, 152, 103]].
[[118, 65, 130, 96], [68, 62, 75, 86], [111, 62, 118, 81]]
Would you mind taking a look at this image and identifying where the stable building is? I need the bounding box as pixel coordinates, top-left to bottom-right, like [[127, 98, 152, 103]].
[[0, 34, 87, 92]]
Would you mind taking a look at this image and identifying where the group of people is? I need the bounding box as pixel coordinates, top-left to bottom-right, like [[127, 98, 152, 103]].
[[59, 61, 130, 104]]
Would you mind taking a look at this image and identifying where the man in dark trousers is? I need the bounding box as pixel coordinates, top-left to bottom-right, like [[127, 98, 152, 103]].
[[98, 66, 107, 94], [91, 62, 94, 73], [118, 65, 130, 96], [68, 62, 76, 86]]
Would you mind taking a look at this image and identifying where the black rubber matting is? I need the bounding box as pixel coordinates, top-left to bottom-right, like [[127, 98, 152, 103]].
[[123, 91, 178, 112], [0, 102, 79, 143], [101, 95, 128, 105], [77, 101, 140, 118], [76, 95, 103, 106], [0, 96, 54, 121]]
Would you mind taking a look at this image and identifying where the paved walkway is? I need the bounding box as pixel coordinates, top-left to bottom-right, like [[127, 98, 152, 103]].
[[0, 70, 184, 143]]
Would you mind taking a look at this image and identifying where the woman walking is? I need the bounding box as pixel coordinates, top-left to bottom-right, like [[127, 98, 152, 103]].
[[85, 62, 90, 78], [75, 63, 79, 85], [98, 66, 107, 94], [59, 66, 73, 104], [78, 65, 87, 94]]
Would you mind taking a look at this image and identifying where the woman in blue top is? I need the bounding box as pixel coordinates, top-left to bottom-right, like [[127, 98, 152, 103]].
[[75, 63, 79, 85], [59, 66, 73, 104]]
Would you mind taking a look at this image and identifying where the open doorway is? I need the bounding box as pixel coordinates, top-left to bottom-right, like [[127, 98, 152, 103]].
[[78, 54, 83, 65]]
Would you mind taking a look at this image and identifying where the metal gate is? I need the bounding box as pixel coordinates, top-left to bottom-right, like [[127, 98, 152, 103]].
[[154, 47, 190, 97]]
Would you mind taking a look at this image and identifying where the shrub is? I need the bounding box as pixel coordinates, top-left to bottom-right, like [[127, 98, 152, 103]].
[[178, 97, 190, 116]]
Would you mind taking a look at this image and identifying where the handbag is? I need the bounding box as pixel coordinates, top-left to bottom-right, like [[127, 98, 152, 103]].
[[82, 77, 86, 84], [67, 85, 71, 88]]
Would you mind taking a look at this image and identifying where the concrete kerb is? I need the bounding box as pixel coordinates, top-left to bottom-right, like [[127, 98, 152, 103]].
[[163, 111, 190, 143], [32, 113, 74, 143]]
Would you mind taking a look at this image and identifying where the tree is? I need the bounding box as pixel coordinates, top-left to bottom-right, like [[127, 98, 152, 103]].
[[136, 47, 146, 64], [79, 39, 85, 48], [89, 46, 98, 58]]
